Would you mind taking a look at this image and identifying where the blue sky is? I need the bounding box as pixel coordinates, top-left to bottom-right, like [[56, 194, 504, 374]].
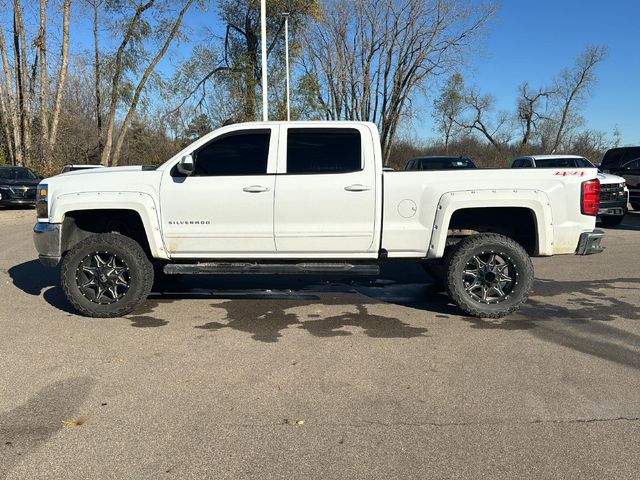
[[452, 0, 640, 145], [8, 1, 639, 145]]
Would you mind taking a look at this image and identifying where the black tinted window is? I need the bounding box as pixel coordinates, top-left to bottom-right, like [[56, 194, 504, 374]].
[[603, 147, 640, 168], [0, 167, 38, 180], [287, 129, 361, 174], [534, 158, 580, 168], [194, 131, 270, 176], [624, 158, 640, 169], [512, 159, 532, 168]]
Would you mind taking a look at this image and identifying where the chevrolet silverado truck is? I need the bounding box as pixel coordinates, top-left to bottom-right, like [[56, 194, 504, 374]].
[[33, 121, 605, 319]]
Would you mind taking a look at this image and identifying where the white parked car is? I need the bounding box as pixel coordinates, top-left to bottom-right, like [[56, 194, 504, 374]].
[[511, 154, 628, 226], [34, 122, 604, 318]]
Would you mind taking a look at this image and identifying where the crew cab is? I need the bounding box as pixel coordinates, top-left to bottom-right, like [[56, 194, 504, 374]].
[[511, 154, 628, 226], [33, 121, 604, 319]]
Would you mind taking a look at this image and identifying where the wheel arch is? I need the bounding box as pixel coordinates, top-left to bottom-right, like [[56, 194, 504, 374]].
[[427, 189, 554, 259], [52, 193, 169, 260]]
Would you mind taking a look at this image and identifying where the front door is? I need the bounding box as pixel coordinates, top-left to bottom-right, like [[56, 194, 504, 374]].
[[160, 127, 277, 257], [273, 126, 378, 255]]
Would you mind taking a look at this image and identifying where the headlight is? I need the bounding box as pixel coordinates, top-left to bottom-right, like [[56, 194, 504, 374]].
[[36, 184, 48, 218]]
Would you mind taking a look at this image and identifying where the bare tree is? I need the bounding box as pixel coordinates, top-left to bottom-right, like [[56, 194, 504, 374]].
[[110, 0, 195, 166], [12, 0, 31, 165], [38, 0, 49, 160], [0, 18, 22, 165], [100, 0, 156, 166], [170, 0, 318, 122], [549, 45, 607, 153], [432, 72, 465, 152], [516, 82, 553, 149], [456, 88, 511, 151], [304, 0, 495, 164], [87, 0, 104, 157], [48, 0, 72, 164]]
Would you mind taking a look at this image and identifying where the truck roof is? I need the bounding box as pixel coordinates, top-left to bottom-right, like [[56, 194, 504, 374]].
[[524, 154, 585, 160]]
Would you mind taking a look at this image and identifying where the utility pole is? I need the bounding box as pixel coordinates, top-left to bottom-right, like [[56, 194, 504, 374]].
[[282, 12, 290, 121], [260, 0, 268, 121]]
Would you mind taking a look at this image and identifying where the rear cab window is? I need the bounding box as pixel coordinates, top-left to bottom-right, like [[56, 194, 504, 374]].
[[285, 128, 362, 174]]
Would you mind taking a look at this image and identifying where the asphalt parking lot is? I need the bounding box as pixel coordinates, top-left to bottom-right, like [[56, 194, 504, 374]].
[[1, 208, 639, 479]]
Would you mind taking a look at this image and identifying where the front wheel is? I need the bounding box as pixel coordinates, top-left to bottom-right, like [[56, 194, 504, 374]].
[[444, 233, 534, 318], [61, 233, 154, 317]]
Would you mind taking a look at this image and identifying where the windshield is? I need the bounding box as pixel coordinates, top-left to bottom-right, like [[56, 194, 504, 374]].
[[0, 167, 38, 180], [534, 157, 593, 168], [408, 157, 476, 170]]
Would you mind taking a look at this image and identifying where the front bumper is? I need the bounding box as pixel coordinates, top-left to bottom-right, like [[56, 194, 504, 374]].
[[0, 187, 37, 206], [598, 198, 627, 217], [0, 198, 36, 207], [33, 222, 62, 267], [575, 229, 605, 255]]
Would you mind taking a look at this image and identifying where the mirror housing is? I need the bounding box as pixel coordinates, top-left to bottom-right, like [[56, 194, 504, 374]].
[[177, 154, 195, 175]]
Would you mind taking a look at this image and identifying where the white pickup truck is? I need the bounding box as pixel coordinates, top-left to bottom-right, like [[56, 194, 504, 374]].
[[33, 121, 604, 319]]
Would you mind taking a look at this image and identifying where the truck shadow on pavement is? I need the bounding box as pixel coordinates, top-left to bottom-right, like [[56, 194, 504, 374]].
[[8, 260, 640, 365], [194, 300, 432, 343], [464, 277, 640, 370], [0, 376, 94, 479]]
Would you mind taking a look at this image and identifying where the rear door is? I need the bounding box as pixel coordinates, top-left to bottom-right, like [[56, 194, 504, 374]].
[[273, 126, 378, 255]]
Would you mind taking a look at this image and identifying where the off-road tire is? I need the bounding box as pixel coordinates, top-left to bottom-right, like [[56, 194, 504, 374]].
[[61, 233, 154, 317], [445, 233, 534, 318], [600, 215, 624, 227]]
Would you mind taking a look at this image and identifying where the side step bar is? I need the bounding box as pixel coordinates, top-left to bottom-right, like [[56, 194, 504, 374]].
[[164, 262, 380, 276]]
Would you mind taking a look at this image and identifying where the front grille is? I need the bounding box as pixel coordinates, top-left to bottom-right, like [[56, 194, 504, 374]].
[[12, 187, 36, 199], [600, 183, 625, 202]]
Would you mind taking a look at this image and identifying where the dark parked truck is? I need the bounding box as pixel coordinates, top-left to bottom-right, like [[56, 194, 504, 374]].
[[33, 121, 605, 319], [601, 147, 640, 210]]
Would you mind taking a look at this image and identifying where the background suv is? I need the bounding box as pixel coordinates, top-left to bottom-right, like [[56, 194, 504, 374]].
[[0, 166, 40, 208]]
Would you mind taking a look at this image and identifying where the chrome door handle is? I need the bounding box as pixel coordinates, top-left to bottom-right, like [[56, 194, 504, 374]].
[[344, 184, 371, 192], [243, 185, 270, 193]]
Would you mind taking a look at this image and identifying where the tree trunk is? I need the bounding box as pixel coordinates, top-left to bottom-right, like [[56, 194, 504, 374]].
[[48, 0, 71, 156], [0, 83, 15, 165], [38, 0, 50, 165], [92, 0, 103, 159], [244, 17, 258, 121], [110, 0, 194, 166], [101, 0, 155, 166], [0, 20, 22, 166], [13, 0, 31, 166]]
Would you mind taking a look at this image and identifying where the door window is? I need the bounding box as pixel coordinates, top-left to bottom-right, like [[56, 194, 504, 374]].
[[193, 130, 270, 176], [286, 129, 362, 174]]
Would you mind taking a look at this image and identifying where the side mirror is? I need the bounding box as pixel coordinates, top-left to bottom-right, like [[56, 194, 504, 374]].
[[177, 154, 195, 176]]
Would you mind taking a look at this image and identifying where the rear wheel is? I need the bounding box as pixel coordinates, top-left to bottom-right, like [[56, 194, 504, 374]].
[[444, 233, 533, 318], [61, 233, 154, 317]]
